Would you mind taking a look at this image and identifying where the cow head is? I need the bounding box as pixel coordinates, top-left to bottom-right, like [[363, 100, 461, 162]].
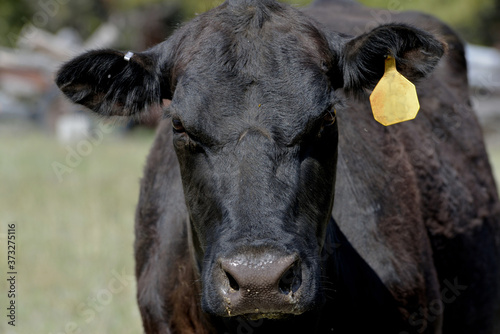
[[56, 0, 444, 321]]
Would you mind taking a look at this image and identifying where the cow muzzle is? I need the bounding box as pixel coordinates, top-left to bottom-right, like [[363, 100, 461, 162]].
[[209, 252, 308, 319]]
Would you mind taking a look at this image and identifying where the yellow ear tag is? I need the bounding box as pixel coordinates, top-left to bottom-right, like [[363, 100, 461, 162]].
[[369, 56, 420, 126]]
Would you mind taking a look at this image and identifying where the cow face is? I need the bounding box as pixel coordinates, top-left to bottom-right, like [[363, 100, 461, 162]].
[[56, 0, 444, 321]]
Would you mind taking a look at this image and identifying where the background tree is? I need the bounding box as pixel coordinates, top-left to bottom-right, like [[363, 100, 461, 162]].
[[0, 0, 497, 48]]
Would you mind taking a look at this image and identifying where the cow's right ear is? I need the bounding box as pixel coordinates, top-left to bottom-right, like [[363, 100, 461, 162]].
[[56, 49, 168, 117]]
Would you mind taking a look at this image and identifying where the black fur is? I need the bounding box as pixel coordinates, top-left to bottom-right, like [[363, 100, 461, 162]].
[[340, 24, 446, 95], [56, 49, 163, 117]]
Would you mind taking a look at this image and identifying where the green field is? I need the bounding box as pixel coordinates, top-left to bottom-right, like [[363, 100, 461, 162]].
[[0, 125, 154, 334], [1, 122, 499, 334]]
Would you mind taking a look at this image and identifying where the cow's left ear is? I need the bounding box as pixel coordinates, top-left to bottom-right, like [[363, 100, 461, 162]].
[[338, 24, 446, 95], [56, 49, 166, 117]]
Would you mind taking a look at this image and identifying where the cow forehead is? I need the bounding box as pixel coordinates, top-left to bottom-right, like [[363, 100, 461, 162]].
[[173, 63, 332, 115], [168, 5, 336, 144], [171, 68, 333, 146], [176, 1, 334, 70]]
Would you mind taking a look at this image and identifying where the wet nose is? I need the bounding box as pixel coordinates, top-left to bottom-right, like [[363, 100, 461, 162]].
[[218, 253, 303, 316]]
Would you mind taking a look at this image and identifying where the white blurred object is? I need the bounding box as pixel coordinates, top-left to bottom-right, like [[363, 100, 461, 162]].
[[56, 114, 92, 143], [466, 44, 500, 127], [16, 23, 119, 61], [466, 44, 500, 91]]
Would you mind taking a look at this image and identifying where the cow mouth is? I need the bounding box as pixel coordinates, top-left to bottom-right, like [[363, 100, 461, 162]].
[[223, 303, 306, 320], [242, 312, 292, 320]]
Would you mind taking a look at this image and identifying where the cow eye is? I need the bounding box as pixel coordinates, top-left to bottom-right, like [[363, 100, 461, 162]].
[[172, 117, 185, 133], [322, 110, 336, 127]]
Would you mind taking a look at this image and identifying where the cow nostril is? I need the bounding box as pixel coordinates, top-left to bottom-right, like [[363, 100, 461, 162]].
[[278, 261, 302, 295], [225, 270, 240, 291]]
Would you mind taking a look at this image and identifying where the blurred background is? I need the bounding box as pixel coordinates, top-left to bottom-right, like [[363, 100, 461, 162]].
[[0, 0, 499, 333]]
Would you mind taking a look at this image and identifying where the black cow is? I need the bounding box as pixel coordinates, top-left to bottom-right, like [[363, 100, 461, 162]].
[[56, 0, 500, 333]]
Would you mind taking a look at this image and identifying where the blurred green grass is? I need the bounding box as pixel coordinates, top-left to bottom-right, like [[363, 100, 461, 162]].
[[1, 123, 499, 334], [0, 125, 154, 334], [486, 134, 500, 189]]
